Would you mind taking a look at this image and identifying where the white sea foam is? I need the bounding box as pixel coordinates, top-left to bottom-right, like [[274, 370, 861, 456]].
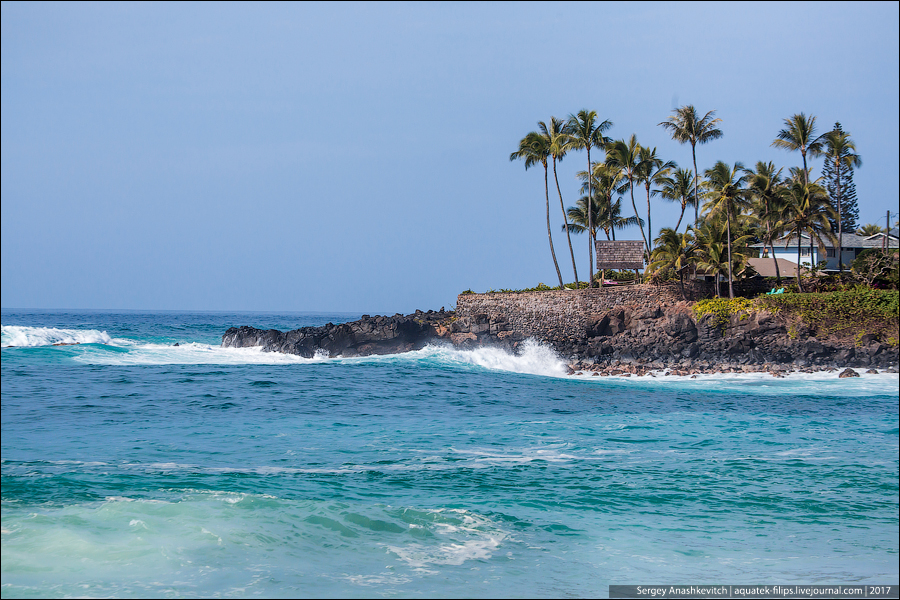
[[384, 508, 507, 570], [569, 367, 900, 396], [72, 342, 325, 366], [393, 338, 568, 378], [449, 445, 582, 465], [1, 325, 113, 348], [38, 328, 571, 374]]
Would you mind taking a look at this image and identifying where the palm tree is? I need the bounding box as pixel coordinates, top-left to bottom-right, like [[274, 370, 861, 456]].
[[605, 135, 647, 253], [692, 220, 752, 298], [781, 178, 837, 291], [510, 130, 565, 288], [658, 105, 723, 227], [772, 113, 825, 187], [599, 197, 642, 241], [588, 162, 637, 240], [659, 168, 697, 233], [649, 228, 696, 299], [636, 145, 676, 245], [567, 110, 613, 286], [821, 125, 861, 273], [703, 161, 751, 299], [542, 118, 579, 285], [566, 192, 642, 242], [565, 194, 641, 284], [747, 161, 787, 285], [857, 224, 885, 236]]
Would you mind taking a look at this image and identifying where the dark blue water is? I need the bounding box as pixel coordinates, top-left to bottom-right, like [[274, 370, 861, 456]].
[[2, 309, 898, 597]]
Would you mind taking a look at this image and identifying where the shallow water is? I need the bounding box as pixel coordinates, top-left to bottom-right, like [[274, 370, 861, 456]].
[[2, 309, 898, 598]]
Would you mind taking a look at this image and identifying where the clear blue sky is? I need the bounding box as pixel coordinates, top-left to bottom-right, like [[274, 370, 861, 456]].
[[2, 1, 898, 313]]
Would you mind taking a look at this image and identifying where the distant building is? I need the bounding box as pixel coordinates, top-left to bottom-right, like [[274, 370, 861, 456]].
[[745, 257, 808, 279], [750, 233, 899, 271]]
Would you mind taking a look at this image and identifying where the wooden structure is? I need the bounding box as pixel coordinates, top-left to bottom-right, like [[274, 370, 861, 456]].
[[595, 240, 645, 270]]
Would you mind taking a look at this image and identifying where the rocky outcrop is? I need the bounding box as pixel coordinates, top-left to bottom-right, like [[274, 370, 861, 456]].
[[221, 294, 898, 372], [222, 309, 454, 358], [450, 300, 898, 370]]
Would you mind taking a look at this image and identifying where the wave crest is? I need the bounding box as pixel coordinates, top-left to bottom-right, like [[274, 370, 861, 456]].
[[1, 325, 112, 348], [417, 339, 568, 378]]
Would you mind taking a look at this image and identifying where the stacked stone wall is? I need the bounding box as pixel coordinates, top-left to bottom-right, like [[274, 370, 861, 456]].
[[456, 284, 683, 342]]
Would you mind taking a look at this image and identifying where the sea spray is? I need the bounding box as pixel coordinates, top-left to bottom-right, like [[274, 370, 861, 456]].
[[1, 325, 113, 348]]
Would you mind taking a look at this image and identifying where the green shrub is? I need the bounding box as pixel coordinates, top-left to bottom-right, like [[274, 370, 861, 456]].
[[757, 288, 899, 345], [852, 249, 899, 288], [692, 297, 755, 330], [602, 270, 641, 282]]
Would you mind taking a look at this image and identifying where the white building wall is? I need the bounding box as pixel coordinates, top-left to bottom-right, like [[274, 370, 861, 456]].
[[762, 247, 859, 270], [764, 247, 822, 268]]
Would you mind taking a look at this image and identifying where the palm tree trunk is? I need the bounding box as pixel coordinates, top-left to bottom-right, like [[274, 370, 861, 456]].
[[629, 184, 648, 255], [726, 206, 734, 299], [592, 229, 603, 287], [809, 234, 814, 270], [796, 235, 804, 292], [586, 147, 594, 287], [553, 158, 579, 285], [801, 149, 809, 186], [645, 183, 652, 253], [769, 242, 781, 286], [766, 221, 781, 286], [544, 166, 564, 288], [692, 144, 700, 228], [674, 203, 686, 233]]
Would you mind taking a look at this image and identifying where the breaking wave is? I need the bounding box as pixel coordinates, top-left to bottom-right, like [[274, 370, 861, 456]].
[[1, 325, 113, 348], [409, 339, 568, 378]]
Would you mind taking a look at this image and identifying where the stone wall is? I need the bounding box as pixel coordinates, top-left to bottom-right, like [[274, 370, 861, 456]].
[[456, 284, 684, 342]]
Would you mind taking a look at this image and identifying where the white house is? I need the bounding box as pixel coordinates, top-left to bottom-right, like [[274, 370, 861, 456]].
[[751, 232, 899, 271]]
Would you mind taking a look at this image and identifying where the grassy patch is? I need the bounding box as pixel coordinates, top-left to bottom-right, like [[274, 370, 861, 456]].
[[757, 287, 899, 345], [692, 297, 755, 329], [691, 289, 899, 344]]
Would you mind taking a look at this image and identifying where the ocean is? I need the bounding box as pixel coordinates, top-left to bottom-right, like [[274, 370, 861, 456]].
[[2, 309, 898, 598]]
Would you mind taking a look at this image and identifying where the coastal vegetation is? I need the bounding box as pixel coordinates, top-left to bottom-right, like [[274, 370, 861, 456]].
[[760, 287, 899, 344], [510, 105, 896, 301], [690, 288, 899, 346]]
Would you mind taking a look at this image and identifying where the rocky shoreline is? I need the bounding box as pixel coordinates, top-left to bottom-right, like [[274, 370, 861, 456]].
[[221, 302, 899, 377], [221, 309, 455, 358]]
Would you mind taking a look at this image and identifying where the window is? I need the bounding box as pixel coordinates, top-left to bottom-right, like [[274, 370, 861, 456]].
[[826, 248, 835, 257], [800, 248, 810, 256]]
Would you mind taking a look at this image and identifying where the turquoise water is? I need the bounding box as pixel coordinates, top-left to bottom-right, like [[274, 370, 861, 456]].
[[2, 309, 898, 598]]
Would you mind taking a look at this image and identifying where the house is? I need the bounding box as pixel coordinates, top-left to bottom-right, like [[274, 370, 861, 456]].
[[745, 257, 808, 278], [750, 232, 899, 271]]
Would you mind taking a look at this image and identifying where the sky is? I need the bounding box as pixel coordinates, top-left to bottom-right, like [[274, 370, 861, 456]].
[[2, 1, 898, 313]]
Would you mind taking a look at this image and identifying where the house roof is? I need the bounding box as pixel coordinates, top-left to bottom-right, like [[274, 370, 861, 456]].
[[750, 232, 899, 249], [746, 258, 809, 278]]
